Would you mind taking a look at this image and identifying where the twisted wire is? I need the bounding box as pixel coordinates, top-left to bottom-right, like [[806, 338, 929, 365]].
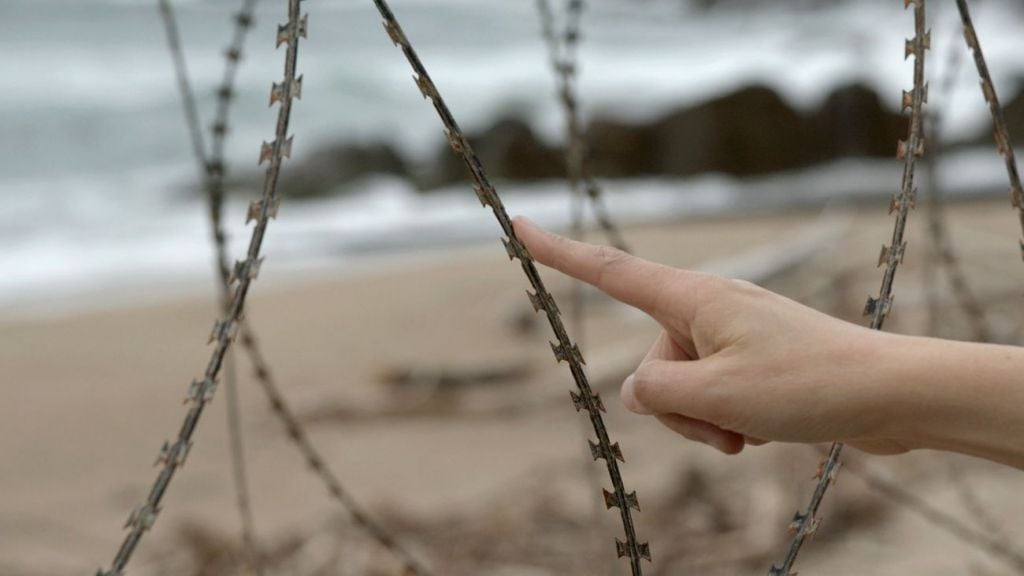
[[370, 1, 650, 571], [770, 2, 929, 573]]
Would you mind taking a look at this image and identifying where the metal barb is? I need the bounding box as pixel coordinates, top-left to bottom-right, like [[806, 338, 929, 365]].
[[551, 341, 585, 365], [247, 198, 281, 224], [502, 235, 532, 261], [527, 289, 560, 315], [229, 257, 265, 284], [589, 440, 625, 463], [771, 5, 929, 572], [472, 184, 494, 207], [602, 488, 640, 512]]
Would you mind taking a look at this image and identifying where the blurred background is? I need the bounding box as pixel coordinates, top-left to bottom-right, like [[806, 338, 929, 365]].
[[5, 0, 1024, 574]]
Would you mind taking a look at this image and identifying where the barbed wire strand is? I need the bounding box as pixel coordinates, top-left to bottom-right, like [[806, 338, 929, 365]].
[[95, 1, 306, 572], [536, 3, 625, 573], [238, 330, 434, 575], [157, 1, 433, 573], [769, 2, 929, 573], [922, 13, 990, 342], [369, 1, 650, 572], [537, 0, 631, 254], [842, 454, 1024, 573], [918, 18, 1011, 554], [955, 0, 1024, 256], [156, 0, 261, 572]]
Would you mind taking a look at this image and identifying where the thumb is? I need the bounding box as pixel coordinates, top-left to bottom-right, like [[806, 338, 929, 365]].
[[622, 358, 730, 426]]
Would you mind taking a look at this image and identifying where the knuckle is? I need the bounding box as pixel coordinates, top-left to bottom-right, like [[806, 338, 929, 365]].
[[592, 245, 629, 282], [686, 273, 731, 305], [594, 244, 628, 265], [728, 278, 767, 298]]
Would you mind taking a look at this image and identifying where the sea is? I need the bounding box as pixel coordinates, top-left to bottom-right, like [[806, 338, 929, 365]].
[[3, 0, 1024, 317]]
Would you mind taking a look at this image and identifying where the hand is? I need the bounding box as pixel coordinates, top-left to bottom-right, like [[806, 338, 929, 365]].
[[513, 217, 911, 456]]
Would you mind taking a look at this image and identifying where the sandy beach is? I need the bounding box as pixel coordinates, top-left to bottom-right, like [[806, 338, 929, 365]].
[[4, 199, 1024, 575]]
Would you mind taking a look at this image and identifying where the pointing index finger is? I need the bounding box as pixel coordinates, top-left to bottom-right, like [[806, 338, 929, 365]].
[[513, 216, 691, 318]]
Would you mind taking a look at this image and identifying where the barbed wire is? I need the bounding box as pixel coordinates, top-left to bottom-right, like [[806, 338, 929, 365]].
[[238, 330, 434, 575], [922, 17, 990, 342], [535, 4, 625, 568], [368, 0, 650, 572], [536, 0, 631, 254], [770, 2, 930, 574], [157, 1, 433, 573], [94, 1, 306, 572], [157, 1, 264, 570], [842, 453, 1024, 572], [955, 0, 1024, 255]]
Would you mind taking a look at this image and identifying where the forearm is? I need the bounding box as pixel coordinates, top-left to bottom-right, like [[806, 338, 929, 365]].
[[879, 333, 1024, 469]]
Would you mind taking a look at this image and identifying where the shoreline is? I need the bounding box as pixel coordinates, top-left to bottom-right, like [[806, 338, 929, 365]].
[[6, 152, 1020, 324]]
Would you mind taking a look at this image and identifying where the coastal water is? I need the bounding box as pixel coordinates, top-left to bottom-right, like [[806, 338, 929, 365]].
[[4, 0, 1024, 316]]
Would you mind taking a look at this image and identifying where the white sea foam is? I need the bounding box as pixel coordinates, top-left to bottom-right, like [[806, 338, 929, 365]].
[[4, 0, 1024, 317]]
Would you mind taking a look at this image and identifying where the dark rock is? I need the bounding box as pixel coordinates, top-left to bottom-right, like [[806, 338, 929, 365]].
[[421, 117, 563, 189], [809, 83, 906, 162], [652, 85, 812, 176], [250, 81, 918, 198], [588, 83, 906, 180], [586, 118, 658, 177], [277, 142, 409, 198]]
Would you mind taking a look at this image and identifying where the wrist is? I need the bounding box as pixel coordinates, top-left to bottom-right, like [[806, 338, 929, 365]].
[[835, 329, 921, 449], [875, 333, 1024, 468]]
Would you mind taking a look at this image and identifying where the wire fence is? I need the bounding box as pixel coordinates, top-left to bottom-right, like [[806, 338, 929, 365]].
[[82, 0, 1024, 574]]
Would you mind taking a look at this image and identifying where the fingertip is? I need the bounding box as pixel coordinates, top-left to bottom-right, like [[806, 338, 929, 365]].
[[512, 216, 553, 263], [710, 433, 746, 455], [621, 374, 652, 415], [621, 374, 638, 411], [511, 215, 536, 235], [512, 216, 546, 248]]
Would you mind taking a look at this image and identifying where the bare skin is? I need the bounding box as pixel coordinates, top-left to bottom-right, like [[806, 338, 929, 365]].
[[513, 217, 1024, 470]]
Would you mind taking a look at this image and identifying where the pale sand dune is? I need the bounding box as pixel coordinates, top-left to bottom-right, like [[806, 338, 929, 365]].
[[3, 200, 1024, 575]]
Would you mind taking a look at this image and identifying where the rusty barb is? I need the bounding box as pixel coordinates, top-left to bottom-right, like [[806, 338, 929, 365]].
[[955, 0, 1024, 259], [770, 1, 930, 574], [96, 1, 305, 573], [536, 0, 631, 253], [369, 0, 650, 573]]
